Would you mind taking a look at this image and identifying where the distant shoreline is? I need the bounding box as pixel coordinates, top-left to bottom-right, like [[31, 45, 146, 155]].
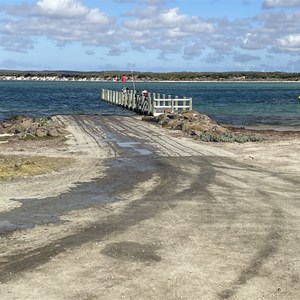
[[0, 76, 300, 83], [0, 70, 299, 83]]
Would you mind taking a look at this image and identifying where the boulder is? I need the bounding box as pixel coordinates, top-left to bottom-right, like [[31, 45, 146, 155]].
[[182, 121, 207, 132], [0, 116, 65, 139], [211, 125, 228, 134], [14, 124, 27, 134], [167, 112, 181, 120], [182, 110, 201, 121], [47, 128, 59, 137], [142, 116, 158, 123], [142, 110, 229, 139], [21, 119, 32, 131], [2, 122, 12, 129], [28, 124, 38, 135], [158, 114, 170, 126], [36, 128, 48, 137], [166, 119, 183, 130]]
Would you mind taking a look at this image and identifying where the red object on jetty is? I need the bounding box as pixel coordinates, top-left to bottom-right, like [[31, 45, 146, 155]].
[[121, 76, 127, 83]]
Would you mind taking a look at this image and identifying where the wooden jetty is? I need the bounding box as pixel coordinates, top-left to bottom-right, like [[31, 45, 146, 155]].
[[101, 89, 192, 116]]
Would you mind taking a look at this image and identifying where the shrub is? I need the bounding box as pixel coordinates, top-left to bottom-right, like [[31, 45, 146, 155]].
[[197, 132, 262, 143]]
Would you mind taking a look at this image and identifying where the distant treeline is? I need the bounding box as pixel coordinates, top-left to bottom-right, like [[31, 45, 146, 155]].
[[0, 70, 300, 81]]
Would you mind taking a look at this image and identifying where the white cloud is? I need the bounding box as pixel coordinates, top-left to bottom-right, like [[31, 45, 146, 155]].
[[252, 9, 300, 54], [240, 32, 273, 50], [85, 9, 111, 24], [183, 42, 203, 60], [0, 0, 300, 69], [0, 35, 35, 52], [277, 34, 300, 52], [36, 0, 89, 18], [263, 0, 300, 8], [204, 52, 226, 64], [0, 0, 116, 52], [123, 7, 214, 55], [160, 8, 187, 26]]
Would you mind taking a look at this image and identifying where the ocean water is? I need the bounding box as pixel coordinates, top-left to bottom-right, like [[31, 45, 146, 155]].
[[1, 80, 300, 127]]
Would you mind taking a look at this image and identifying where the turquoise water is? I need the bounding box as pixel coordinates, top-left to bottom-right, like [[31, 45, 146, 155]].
[[1, 80, 300, 127]]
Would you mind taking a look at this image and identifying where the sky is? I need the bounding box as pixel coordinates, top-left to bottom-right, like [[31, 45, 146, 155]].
[[0, 0, 300, 72]]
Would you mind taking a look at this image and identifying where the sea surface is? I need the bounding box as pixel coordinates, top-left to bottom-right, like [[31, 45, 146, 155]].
[[1, 80, 300, 127]]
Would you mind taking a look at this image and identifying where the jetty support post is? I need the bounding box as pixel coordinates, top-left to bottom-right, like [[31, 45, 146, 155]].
[[148, 93, 153, 115], [112, 91, 116, 105], [129, 90, 133, 110]]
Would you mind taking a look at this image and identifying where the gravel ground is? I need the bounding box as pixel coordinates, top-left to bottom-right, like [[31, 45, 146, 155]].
[[0, 114, 299, 300]]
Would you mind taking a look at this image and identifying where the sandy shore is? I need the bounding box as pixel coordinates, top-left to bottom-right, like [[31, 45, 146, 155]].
[[0, 115, 299, 299]]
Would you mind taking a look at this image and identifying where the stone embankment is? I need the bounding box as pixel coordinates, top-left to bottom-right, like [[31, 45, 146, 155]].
[[143, 110, 228, 136], [0, 111, 262, 144], [0, 116, 66, 139], [142, 110, 262, 143]]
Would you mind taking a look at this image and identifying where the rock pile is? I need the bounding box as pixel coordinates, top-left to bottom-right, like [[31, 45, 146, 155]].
[[0, 116, 66, 139], [143, 110, 228, 137]]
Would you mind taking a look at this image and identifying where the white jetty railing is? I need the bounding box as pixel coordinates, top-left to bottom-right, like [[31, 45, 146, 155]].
[[101, 89, 192, 116]]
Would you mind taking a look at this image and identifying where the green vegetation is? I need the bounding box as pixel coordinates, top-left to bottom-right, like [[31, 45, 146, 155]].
[[127, 71, 300, 81], [0, 70, 299, 81], [197, 131, 263, 143], [0, 155, 73, 181]]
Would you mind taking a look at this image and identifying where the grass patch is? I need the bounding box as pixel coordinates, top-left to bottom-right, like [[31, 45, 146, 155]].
[[0, 155, 73, 181], [197, 132, 263, 143]]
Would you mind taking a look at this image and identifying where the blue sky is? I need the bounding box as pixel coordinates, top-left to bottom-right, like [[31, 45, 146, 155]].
[[0, 0, 300, 72]]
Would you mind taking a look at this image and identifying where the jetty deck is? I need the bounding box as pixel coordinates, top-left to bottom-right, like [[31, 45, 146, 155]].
[[101, 89, 192, 116]]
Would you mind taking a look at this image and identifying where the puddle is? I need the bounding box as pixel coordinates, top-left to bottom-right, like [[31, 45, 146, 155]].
[[0, 156, 157, 233], [117, 141, 152, 155], [0, 220, 18, 231], [0, 119, 158, 234], [117, 142, 140, 147], [135, 149, 152, 155]]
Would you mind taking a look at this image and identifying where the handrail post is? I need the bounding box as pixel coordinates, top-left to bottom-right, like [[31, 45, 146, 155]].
[[168, 95, 171, 113], [100, 88, 193, 115], [148, 93, 152, 115], [174, 96, 179, 112]]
